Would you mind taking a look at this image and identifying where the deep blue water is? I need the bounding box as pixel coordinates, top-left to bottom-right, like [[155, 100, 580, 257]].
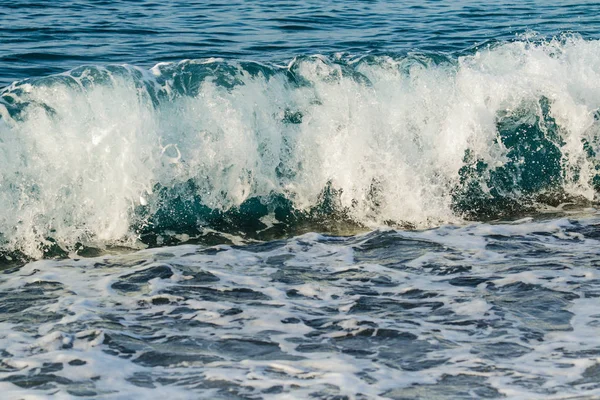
[[2, 0, 600, 87], [2, 1, 600, 399]]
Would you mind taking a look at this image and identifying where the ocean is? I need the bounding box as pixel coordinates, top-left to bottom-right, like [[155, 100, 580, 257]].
[[1, 1, 600, 399]]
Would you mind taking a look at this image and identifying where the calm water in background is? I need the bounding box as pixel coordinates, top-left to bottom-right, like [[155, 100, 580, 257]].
[[2, 1, 600, 399], [2, 0, 600, 87]]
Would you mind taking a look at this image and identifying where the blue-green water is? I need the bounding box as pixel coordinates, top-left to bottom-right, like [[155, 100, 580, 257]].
[[2, 0, 600, 88], [1, 1, 600, 399]]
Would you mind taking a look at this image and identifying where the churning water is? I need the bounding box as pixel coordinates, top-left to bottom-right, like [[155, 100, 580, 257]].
[[1, 1, 600, 399]]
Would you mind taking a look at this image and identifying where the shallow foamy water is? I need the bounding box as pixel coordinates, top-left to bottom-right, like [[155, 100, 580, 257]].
[[1, 215, 599, 399]]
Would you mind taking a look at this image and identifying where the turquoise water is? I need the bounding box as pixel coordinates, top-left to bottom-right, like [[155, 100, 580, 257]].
[[1, 1, 600, 399]]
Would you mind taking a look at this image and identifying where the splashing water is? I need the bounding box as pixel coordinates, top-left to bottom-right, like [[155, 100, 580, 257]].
[[1, 36, 600, 258]]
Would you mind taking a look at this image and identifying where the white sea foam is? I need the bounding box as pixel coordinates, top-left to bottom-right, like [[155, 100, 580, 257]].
[[0, 216, 599, 398], [2, 36, 600, 256]]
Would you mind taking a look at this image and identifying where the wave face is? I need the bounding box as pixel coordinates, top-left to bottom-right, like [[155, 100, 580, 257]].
[[2, 36, 600, 257]]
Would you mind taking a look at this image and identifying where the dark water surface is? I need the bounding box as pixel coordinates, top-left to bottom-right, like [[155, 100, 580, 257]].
[[2, 217, 600, 399], [2, 0, 600, 87]]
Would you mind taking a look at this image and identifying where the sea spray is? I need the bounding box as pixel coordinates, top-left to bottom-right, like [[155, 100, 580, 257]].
[[1, 36, 600, 257]]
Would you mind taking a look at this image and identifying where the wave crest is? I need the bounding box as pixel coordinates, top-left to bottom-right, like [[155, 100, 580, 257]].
[[2, 36, 600, 257]]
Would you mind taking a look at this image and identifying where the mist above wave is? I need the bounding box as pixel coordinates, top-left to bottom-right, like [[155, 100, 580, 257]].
[[1, 35, 600, 258]]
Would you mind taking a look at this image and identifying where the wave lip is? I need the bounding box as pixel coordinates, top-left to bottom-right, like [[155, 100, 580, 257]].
[[1, 35, 600, 258]]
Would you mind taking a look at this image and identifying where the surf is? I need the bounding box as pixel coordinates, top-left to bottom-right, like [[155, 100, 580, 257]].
[[1, 35, 599, 258]]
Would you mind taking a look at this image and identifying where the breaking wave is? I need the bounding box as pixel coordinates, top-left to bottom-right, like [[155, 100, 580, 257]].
[[2, 35, 600, 257]]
